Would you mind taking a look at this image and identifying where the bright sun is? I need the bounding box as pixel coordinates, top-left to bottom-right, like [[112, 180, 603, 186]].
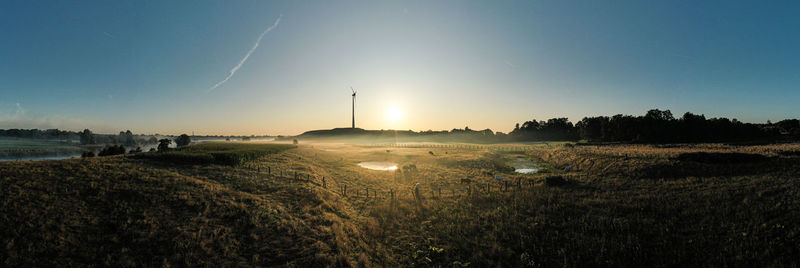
[[386, 106, 403, 122]]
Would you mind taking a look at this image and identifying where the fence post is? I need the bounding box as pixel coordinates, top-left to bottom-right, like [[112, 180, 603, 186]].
[[505, 181, 509, 192], [322, 177, 326, 188]]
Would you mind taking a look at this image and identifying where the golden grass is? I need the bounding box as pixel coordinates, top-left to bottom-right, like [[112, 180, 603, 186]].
[[2, 142, 800, 266]]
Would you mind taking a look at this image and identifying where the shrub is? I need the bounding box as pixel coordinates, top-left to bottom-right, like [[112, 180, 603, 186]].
[[157, 139, 171, 152], [175, 134, 191, 147], [98, 145, 126, 156]]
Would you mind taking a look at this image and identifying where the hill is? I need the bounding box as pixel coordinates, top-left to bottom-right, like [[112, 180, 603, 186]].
[[0, 144, 376, 266]]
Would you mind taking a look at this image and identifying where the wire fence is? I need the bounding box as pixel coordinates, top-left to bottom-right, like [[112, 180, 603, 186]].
[[237, 162, 543, 204]]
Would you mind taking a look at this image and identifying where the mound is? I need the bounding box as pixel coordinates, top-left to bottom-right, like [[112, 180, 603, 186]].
[[0, 147, 371, 266]]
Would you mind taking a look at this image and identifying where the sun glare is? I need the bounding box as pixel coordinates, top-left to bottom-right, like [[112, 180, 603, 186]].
[[386, 106, 403, 122]]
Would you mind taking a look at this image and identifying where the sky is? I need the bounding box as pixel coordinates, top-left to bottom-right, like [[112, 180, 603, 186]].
[[1, 1, 799, 135]]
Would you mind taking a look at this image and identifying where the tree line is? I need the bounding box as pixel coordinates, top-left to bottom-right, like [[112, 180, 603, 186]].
[[297, 109, 798, 143], [5, 109, 800, 144], [510, 109, 798, 143]]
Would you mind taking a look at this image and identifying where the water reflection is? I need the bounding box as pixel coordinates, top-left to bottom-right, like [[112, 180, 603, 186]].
[[357, 162, 398, 171], [510, 158, 540, 174]]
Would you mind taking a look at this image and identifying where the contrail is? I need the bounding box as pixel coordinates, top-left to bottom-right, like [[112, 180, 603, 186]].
[[209, 14, 282, 91]]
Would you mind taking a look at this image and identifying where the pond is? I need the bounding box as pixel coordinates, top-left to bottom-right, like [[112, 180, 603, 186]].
[[357, 161, 398, 171], [510, 158, 541, 174]]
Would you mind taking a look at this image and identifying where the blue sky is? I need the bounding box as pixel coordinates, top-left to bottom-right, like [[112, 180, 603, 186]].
[[1, 1, 799, 135]]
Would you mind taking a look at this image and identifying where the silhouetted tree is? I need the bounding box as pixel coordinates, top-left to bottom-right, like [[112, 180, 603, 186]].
[[118, 130, 136, 146], [510, 117, 578, 141], [574, 109, 774, 143], [175, 134, 191, 147], [80, 129, 95, 145], [158, 139, 171, 152]]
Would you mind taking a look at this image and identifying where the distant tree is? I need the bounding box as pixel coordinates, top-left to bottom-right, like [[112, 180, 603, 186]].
[[571, 109, 775, 143], [158, 139, 172, 152], [511, 117, 578, 141], [645, 109, 674, 121], [81, 151, 95, 158], [129, 147, 142, 153], [175, 134, 191, 147], [576, 116, 609, 141], [777, 119, 800, 135], [147, 136, 158, 144], [80, 129, 95, 145], [121, 130, 136, 146]]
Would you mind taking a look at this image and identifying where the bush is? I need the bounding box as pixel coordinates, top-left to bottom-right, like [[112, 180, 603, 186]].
[[81, 151, 95, 158], [157, 139, 171, 152], [98, 145, 126, 156], [176, 134, 191, 147]]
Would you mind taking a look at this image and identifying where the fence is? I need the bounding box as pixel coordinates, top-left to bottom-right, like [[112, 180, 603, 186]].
[[237, 161, 543, 204]]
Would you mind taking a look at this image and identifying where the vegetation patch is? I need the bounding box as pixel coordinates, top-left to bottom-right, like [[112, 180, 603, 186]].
[[674, 152, 770, 164], [133, 143, 295, 166], [544, 175, 569, 187], [778, 150, 800, 157]]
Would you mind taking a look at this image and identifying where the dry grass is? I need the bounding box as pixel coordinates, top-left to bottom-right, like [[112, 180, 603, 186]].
[[2, 142, 800, 266]]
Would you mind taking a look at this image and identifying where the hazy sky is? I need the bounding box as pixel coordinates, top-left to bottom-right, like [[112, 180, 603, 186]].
[[2, 1, 799, 135]]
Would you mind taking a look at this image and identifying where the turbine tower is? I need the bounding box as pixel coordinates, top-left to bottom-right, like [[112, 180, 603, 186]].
[[351, 87, 357, 128]]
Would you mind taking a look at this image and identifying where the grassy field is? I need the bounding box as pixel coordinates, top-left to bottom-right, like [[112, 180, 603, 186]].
[[2, 141, 799, 266]]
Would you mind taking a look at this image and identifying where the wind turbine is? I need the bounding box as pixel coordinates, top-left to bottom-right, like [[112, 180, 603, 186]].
[[351, 87, 357, 128]]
